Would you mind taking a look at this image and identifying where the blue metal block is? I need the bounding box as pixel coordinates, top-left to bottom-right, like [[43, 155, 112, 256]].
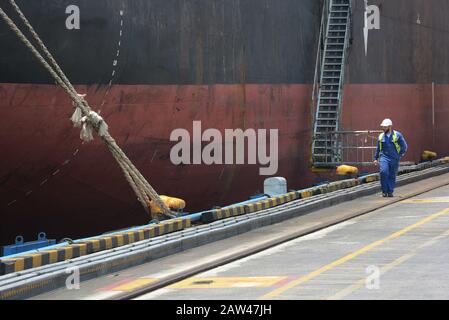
[[1, 233, 56, 257], [249, 193, 266, 200]]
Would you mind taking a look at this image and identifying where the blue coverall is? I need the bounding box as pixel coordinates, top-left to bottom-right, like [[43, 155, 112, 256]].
[[373, 130, 408, 195]]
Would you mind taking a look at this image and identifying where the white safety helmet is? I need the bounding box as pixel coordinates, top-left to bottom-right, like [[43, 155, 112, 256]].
[[380, 118, 393, 127]]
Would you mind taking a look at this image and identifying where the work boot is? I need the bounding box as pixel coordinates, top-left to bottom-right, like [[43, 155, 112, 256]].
[[382, 193, 388, 197], [388, 193, 394, 197]]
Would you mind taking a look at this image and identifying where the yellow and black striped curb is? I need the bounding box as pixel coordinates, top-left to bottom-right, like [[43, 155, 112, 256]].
[[200, 178, 368, 223], [201, 191, 302, 223], [359, 174, 379, 183], [200, 162, 449, 224], [0, 218, 191, 276]]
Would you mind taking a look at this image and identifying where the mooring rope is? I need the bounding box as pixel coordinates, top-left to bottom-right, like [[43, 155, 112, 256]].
[[0, 1, 174, 218]]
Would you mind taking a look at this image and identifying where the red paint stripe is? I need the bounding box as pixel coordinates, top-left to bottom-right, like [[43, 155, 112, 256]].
[[95, 278, 134, 292], [273, 275, 301, 287]]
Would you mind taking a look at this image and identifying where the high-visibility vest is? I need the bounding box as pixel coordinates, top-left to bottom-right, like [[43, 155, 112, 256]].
[[379, 131, 401, 154]]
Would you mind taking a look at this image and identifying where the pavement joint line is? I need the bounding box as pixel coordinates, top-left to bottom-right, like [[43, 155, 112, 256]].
[[258, 207, 449, 300], [327, 228, 449, 300]]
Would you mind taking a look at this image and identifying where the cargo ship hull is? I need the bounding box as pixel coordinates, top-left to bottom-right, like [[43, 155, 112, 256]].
[[1, 0, 448, 245], [0, 82, 315, 244]]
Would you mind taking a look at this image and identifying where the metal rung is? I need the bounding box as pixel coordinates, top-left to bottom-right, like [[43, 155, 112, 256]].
[[320, 96, 338, 99], [317, 116, 338, 121], [316, 119, 338, 123], [318, 109, 338, 113], [317, 116, 338, 119], [318, 111, 338, 115], [316, 127, 338, 131], [320, 89, 339, 93]]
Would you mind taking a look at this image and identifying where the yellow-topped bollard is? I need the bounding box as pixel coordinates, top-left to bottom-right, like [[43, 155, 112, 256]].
[[422, 150, 437, 161], [336, 165, 359, 176], [149, 195, 186, 215]]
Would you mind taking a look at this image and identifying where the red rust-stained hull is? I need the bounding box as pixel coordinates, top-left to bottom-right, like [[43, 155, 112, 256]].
[[342, 85, 449, 159], [0, 83, 317, 244], [1, 82, 449, 245]]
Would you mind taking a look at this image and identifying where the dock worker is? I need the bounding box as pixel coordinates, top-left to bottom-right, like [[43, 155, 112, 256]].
[[373, 119, 408, 197]]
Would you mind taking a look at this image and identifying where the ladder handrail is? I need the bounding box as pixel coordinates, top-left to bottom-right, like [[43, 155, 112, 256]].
[[313, 0, 334, 136], [311, 0, 330, 118], [336, 0, 353, 132]]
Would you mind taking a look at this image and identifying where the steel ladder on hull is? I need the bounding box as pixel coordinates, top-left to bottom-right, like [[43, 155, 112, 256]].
[[312, 0, 352, 167]]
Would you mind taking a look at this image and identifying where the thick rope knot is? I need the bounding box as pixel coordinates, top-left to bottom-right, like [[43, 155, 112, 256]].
[[70, 93, 86, 128], [71, 106, 83, 128], [78, 111, 109, 142]]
